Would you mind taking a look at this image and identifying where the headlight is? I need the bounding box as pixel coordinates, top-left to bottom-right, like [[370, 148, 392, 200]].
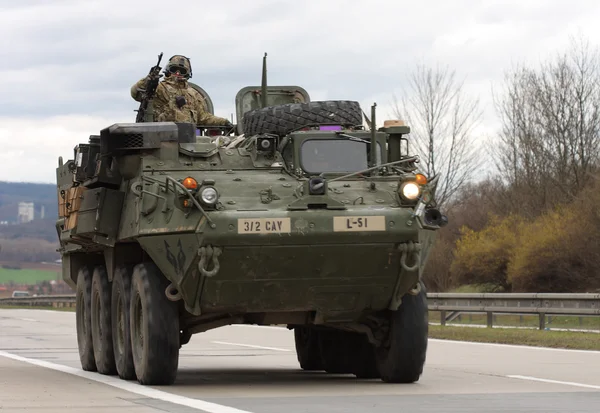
[[400, 182, 420, 200], [200, 187, 218, 205]]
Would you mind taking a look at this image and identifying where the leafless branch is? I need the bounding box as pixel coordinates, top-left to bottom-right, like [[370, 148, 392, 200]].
[[392, 63, 484, 207]]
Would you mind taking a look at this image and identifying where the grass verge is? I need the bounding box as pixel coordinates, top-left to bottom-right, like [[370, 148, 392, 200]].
[[429, 324, 600, 351], [428, 311, 600, 330], [0, 268, 60, 284]]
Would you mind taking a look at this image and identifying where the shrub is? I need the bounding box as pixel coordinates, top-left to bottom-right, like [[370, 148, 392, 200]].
[[450, 214, 523, 291]]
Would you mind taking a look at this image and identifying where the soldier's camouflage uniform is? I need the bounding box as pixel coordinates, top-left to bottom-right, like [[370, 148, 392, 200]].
[[130, 56, 230, 126]]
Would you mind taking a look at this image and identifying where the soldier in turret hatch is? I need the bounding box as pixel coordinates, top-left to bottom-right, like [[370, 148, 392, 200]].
[[131, 54, 234, 127]]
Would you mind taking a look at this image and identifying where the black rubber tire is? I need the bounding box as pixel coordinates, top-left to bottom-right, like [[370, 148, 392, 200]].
[[318, 329, 353, 374], [348, 333, 380, 379], [130, 261, 180, 385], [91, 265, 117, 375], [75, 266, 96, 372], [293, 326, 323, 371], [180, 330, 192, 348], [242, 100, 363, 136], [111, 265, 136, 380], [375, 282, 428, 383]]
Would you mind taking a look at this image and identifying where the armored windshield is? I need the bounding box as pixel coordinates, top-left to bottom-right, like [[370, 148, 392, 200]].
[[300, 139, 381, 174]]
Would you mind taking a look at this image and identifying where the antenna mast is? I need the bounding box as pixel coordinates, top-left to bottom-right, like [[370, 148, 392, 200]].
[[261, 53, 268, 108]]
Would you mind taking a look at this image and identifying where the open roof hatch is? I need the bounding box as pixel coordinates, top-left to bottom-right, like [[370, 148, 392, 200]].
[[234, 53, 310, 135]]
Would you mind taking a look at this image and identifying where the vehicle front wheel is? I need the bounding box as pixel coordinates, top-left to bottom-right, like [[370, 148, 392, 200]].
[[130, 262, 180, 385], [374, 281, 428, 383]]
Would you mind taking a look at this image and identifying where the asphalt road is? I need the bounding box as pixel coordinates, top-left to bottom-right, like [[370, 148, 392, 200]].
[[0, 308, 599, 413]]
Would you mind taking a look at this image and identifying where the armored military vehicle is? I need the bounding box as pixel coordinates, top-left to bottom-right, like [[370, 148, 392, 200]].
[[55, 54, 447, 386]]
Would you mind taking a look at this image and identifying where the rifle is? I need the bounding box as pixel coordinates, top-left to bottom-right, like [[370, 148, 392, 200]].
[[135, 52, 164, 123]]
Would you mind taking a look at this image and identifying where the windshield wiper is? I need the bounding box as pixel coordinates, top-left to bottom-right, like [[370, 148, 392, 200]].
[[335, 132, 371, 144]]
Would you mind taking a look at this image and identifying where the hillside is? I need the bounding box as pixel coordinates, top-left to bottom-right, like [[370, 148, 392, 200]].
[[0, 181, 60, 263], [0, 181, 58, 224], [0, 217, 58, 243]]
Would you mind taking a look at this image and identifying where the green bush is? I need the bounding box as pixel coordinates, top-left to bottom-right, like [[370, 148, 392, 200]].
[[508, 189, 600, 292], [450, 214, 523, 291]]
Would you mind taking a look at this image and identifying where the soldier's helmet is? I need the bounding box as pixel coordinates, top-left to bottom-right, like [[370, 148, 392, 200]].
[[164, 55, 192, 79]]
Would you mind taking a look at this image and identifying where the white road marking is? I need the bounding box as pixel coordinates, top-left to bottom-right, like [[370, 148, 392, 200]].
[[212, 341, 291, 352], [0, 350, 253, 413], [17, 318, 37, 322], [429, 338, 600, 354], [507, 375, 600, 390]]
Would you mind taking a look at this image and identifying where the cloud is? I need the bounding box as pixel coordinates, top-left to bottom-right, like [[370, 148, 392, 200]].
[[2, 0, 600, 182], [0, 114, 118, 183]]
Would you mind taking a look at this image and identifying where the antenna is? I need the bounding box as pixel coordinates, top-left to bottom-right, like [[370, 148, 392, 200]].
[[370, 102, 377, 172], [261, 53, 268, 108]]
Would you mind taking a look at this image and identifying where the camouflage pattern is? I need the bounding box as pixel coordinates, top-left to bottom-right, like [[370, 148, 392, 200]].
[[164, 55, 192, 78], [131, 69, 230, 126]]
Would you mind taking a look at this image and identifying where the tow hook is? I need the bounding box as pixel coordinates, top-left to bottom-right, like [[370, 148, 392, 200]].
[[198, 245, 222, 277], [408, 282, 422, 296], [398, 241, 421, 272]]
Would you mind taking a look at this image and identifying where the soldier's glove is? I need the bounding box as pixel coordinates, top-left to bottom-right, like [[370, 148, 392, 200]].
[[175, 96, 186, 108]]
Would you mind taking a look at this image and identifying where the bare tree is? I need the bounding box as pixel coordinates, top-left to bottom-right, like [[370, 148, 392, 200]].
[[492, 35, 600, 216], [392, 63, 484, 208]]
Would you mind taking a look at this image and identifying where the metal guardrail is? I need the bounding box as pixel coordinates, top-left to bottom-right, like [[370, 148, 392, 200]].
[[428, 292, 600, 330], [0, 294, 76, 308], [2, 292, 599, 330]]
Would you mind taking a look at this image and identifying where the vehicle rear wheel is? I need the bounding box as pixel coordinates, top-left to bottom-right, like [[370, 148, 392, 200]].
[[375, 281, 428, 383], [111, 265, 136, 380], [130, 261, 180, 385], [318, 329, 353, 374], [293, 326, 323, 371], [76, 266, 96, 371], [91, 265, 117, 375], [348, 333, 380, 379]]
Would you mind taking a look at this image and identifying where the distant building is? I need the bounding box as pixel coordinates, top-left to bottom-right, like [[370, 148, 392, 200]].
[[17, 202, 34, 223]]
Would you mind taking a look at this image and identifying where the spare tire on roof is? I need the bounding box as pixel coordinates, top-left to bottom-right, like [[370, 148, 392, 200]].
[[241, 100, 363, 136]]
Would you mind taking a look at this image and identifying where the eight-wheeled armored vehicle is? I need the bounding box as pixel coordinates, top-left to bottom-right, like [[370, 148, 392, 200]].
[[55, 54, 447, 385]]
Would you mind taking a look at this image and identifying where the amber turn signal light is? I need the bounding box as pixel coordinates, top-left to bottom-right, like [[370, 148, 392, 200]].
[[182, 177, 198, 190], [415, 174, 427, 185]]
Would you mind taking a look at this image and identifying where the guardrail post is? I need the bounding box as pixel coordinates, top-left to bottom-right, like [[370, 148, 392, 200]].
[[487, 312, 493, 328], [539, 313, 546, 330], [440, 310, 446, 326]]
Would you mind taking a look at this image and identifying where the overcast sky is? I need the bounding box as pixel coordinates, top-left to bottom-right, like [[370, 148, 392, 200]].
[[2, 0, 600, 183]]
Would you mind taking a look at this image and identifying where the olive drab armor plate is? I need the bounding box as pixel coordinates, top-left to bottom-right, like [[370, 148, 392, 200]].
[[188, 82, 214, 114]]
